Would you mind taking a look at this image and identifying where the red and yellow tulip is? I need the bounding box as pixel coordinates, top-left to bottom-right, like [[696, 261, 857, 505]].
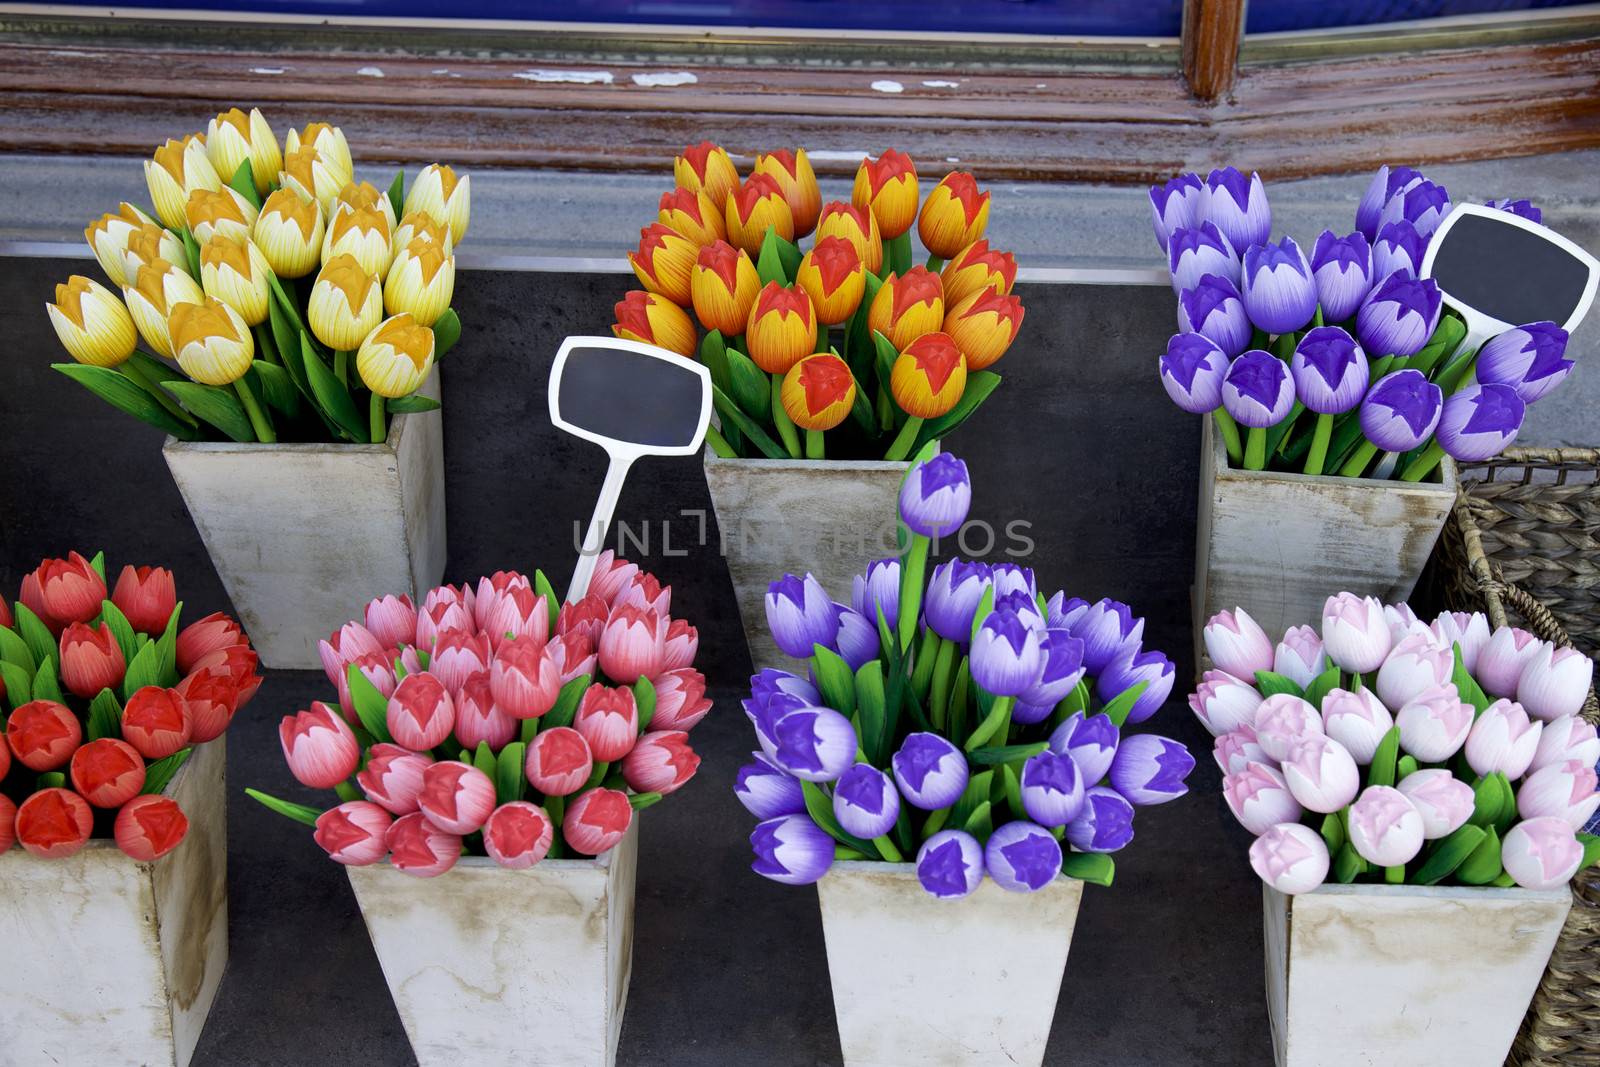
[[725, 173, 795, 257], [781, 352, 857, 431], [868, 266, 945, 350], [891, 331, 967, 418], [918, 172, 991, 259], [690, 239, 760, 335], [852, 150, 919, 239], [753, 149, 821, 237], [658, 187, 726, 247], [795, 236, 866, 326], [613, 289, 697, 358], [629, 222, 699, 306], [674, 141, 740, 213], [945, 289, 1025, 370], [746, 283, 816, 374], [941, 239, 1018, 307], [817, 201, 883, 275]]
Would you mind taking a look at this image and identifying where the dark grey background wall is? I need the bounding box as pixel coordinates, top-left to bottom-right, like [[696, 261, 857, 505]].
[[0, 260, 1270, 1065]]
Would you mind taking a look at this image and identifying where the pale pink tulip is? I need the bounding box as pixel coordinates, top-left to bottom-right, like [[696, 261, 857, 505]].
[[525, 726, 594, 796], [318, 621, 383, 688], [415, 597, 473, 651], [614, 572, 672, 616], [550, 630, 598, 683], [1249, 822, 1329, 895], [279, 702, 360, 789], [651, 667, 712, 731], [1347, 785, 1424, 867], [483, 801, 554, 869], [587, 550, 640, 606], [386, 672, 456, 751], [1214, 724, 1270, 775], [314, 801, 392, 865], [356, 743, 432, 814], [556, 593, 610, 645], [480, 584, 548, 651], [1502, 816, 1585, 890], [1432, 611, 1490, 673], [1376, 632, 1454, 711], [598, 604, 667, 684], [1395, 684, 1472, 762], [661, 618, 700, 672], [385, 812, 462, 877], [429, 630, 493, 693], [622, 730, 700, 794], [452, 672, 516, 751], [1223, 761, 1302, 834], [1384, 603, 1430, 645], [1203, 608, 1274, 679], [417, 760, 496, 835], [1465, 699, 1543, 779], [1280, 736, 1360, 814], [1254, 693, 1323, 762], [1273, 625, 1326, 689], [489, 634, 561, 719], [1477, 627, 1542, 698], [1189, 669, 1262, 737], [1530, 715, 1600, 775], [364, 593, 417, 649], [1517, 644, 1594, 722], [1320, 687, 1393, 764], [337, 647, 400, 722], [1396, 768, 1475, 839], [473, 570, 531, 629], [562, 787, 633, 855], [576, 684, 640, 761], [1517, 759, 1600, 829], [1321, 593, 1392, 673]]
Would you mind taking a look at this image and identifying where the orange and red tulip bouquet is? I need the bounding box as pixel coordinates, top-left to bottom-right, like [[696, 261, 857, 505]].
[[612, 143, 1025, 461], [248, 554, 708, 875], [46, 109, 467, 446], [0, 552, 261, 860]]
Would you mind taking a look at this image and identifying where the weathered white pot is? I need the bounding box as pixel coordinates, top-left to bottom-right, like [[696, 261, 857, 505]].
[[0, 738, 228, 1067], [1263, 882, 1571, 1067], [347, 821, 638, 1067], [704, 452, 910, 672], [816, 861, 1083, 1067], [1193, 416, 1457, 670], [162, 376, 446, 670]]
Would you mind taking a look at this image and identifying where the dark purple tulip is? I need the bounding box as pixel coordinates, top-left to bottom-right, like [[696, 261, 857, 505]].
[[1372, 220, 1429, 281], [765, 573, 841, 660], [993, 589, 1045, 630], [1476, 322, 1572, 403], [1096, 646, 1176, 725], [832, 763, 900, 840], [916, 829, 984, 898], [1309, 230, 1373, 322], [923, 559, 991, 644], [1108, 734, 1195, 806], [1486, 198, 1542, 225], [1291, 326, 1369, 414], [985, 820, 1063, 893], [831, 604, 881, 671], [1222, 349, 1295, 428], [1149, 172, 1203, 252], [1357, 164, 1424, 241], [1241, 237, 1318, 335], [971, 608, 1045, 698], [750, 668, 820, 708], [1178, 274, 1253, 358], [750, 813, 834, 885], [850, 558, 900, 632], [1015, 628, 1087, 725], [1360, 369, 1444, 452], [1436, 383, 1526, 462], [734, 752, 806, 819], [1049, 711, 1120, 784], [1379, 179, 1451, 239], [1356, 273, 1443, 357], [1169, 220, 1241, 295], [1198, 167, 1271, 254], [1159, 332, 1228, 414], [898, 452, 971, 539], [1065, 785, 1136, 853], [1020, 751, 1086, 827], [1070, 599, 1145, 676], [892, 732, 969, 810], [1046, 592, 1090, 631], [988, 563, 1036, 600], [771, 705, 858, 783]]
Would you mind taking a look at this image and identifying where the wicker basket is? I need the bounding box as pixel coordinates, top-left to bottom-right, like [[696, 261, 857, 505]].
[[1432, 447, 1600, 1067]]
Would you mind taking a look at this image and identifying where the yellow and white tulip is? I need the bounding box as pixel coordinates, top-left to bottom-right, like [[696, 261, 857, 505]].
[[169, 298, 254, 385], [333, 181, 398, 239], [200, 236, 273, 326], [384, 240, 455, 327], [308, 254, 384, 350], [283, 122, 353, 183], [254, 189, 325, 278], [121, 223, 188, 284], [185, 187, 259, 247], [392, 211, 453, 262], [323, 203, 393, 279], [144, 135, 220, 231], [402, 164, 470, 245], [279, 146, 346, 218], [356, 313, 436, 398], [84, 203, 158, 287], [46, 276, 138, 368], [205, 107, 282, 194], [123, 259, 204, 358]]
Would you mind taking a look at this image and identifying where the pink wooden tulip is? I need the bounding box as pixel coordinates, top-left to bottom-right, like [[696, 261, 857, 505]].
[[1376, 632, 1454, 710], [357, 743, 433, 814], [415, 595, 473, 651], [122, 685, 193, 761], [15, 788, 93, 858], [113, 794, 188, 861], [1249, 822, 1329, 895], [70, 737, 146, 808], [1395, 684, 1472, 762], [1517, 644, 1595, 722], [661, 618, 700, 672], [489, 634, 561, 719], [7, 699, 83, 771], [1214, 724, 1270, 775], [524, 727, 593, 796], [386, 812, 462, 877], [418, 760, 496, 835], [175, 611, 245, 674], [1348, 785, 1424, 867], [1280, 736, 1360, 814], [651, 667, 712, 731], [387, 673, 456, 751], [1203, 608, 1273, 679], [111, 564, 176, 635], [576, 684, 640, 761], [452, 671, 516, 751], [1223, 761, 1302, 834], [1517, 759, 1600, 829], [1254, 694, 1323, 762], [1502, 816, 1585, 890], [480, 584, 548, 651], [1465, 699, 1543, 779], [483, 801, 554, 869], [1476, 627, 1542, 698], [1273, 625, 1326, 689], [177, 664, 241, 744], [562, 787, 633, 855], [1396, 768, 1475, 839], [549, 630, 598, 683], [473, 571, 532, 629], [1189, 669, 1262, 737], [1321, 593, 1392, 673], [1431, 611, 1490, 673], [1384, 603, 1429, 644], [588, 550, 640, 606], [336, 648, 399, 722], [557, 593, 610, 645], [364, 593, 417, 649], [188, 643, 261, 703], [429, 630, 493, 693], [59, 621, 126, 698], [28, 552, 105, 628], [314, 801, 393, 865], [318, 621, 383, 688], [622, 730, 700, 795], [597, 604, 667, 684], [1320, 687, 1393, 764], [279, 701, 360, 789], [614, 573, 671, 616], [1531, 715, 1600, 774]]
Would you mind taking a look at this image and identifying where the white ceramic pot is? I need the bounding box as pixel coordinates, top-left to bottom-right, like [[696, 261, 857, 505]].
[[346, 822, 638, 1067], [1263, 881, 1571, 1067], [815, 860, 1084, 1067], [0, 738, 228, 1067]]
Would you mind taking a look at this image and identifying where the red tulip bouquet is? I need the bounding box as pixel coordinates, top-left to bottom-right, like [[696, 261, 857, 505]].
[[610, 142, 1024, 461], [249, 559, 708, 875], [0, 552, 261, 860]]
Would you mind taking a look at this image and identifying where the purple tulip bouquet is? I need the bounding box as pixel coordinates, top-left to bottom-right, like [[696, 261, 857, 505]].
[[735, 449, 1196, 897], [1192, 594, 1600, 894], [1152, 165, 1578, 481]]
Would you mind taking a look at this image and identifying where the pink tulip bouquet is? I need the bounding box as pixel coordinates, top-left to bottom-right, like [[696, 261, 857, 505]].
[[249, 561, 708, 875], [1193, 595, 1600, 894], [0, 551, 261, 861]]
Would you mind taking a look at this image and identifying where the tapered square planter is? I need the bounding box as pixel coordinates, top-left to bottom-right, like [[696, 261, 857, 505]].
[[1194, 416, 1457, 670], [346, 821, 638, 1067], [704, 453, 911, 672], [1263, 882, 1571, 1067], [0, 738, 228, 1067], [815, 861, 1083, 1067], [162, 377, 446, 670]]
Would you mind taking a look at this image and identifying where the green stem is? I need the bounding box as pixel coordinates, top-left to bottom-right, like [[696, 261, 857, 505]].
[[883, 415, 924, 461], [520, 717, 539, 744], [804, 429, 825, 460], [1339, 440, 1380, 479], [1304, 412, 1334, 476], [120, 357, 199, 429], [1384, 864, 1405, 885], [1435, 353, 1479, 396], [1270, 332, 1297, 361], [925, 254, 946, 273], [1399, 440, 1447, 483], [1213, 408, 1243, 465], [252, 322, 280, 366], [1244, 426, 1267, 471], [334, 348, 350, 388], [369, 390, 387, 444], [921, 806, 952, 839], [898, 534, 931, 653], [964, 696, 1015, 751], [814, 328, 832, 354], [873, 835, 904, 862], [770, 372, 802, 458], [887, 231, 913, 276], [928, 636, 958, 730], [1267, 401, 1305, 460], [705, 424, 738, 458], [334, 780, 360, 803], [233, 377, 276, 443]]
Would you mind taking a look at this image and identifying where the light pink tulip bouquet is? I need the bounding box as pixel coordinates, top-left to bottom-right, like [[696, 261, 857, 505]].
[[1193, 594, 1600, 894], [248, 553, 709, 875]]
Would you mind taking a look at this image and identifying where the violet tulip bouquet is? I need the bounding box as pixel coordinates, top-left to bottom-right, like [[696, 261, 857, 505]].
[[47, 109, 466, 446], [0, 552, 261, 861], [610, 142, 1024, 461], [737, 449, 1195, 896], [249, 560, 708, 875], [1152, 165, 1582, 481], [1192, 595, 1600, 893]]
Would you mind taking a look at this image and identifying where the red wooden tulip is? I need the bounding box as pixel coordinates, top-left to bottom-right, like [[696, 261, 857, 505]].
[[0, 593, 12, 630], [622, 730, 700, 795], [557, 593, 610, 645], [314, 800, 392, 865], [0, 794, 15, 853], [0, 725, 10, 779], [549, 630, 598, 684], [175, 611, 247, 673], [111, 564, 177, 635], [189, 642, 261, 704], [16, 788, 93, 858], [357, 742, 432, 815], [429, 630, 492, 693], [279, 702, 360, 789], [452, 671, 515, 751], [176, 665, 239, 744], [614, 573, 671, 616], [29, 552, 106, 629], [562, 787, 633, 856], [122, 685, 193, 760], [385, 811, 462, 877], [70, 737, 147, 807], [483, 801, 553, 869], [575, 684, 639, 761], [59, 621, 125, 698], [651, 668, 712, 732], [417, 760, 495, 835], [387, 673, 455, 751], [488, 634, 560, 720], [524, 726, 593, 797], [7, 699, 83, 771], [114, 794, 189, 861], [317, 621, 383, 688]]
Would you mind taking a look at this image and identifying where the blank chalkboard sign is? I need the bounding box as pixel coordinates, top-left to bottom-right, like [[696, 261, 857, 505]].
[[548, 337, 711, 600]]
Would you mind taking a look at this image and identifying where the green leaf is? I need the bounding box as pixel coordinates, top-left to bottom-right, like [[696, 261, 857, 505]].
[[0, 661, 30, 710], [968, 741, 1049, 765], [949, 769, 993, 830], [53, 363, 198, 438], [1253, 671, 1306, 700], [228, 159, 261, 210], [634, 676, 658, 731], [1367, 726, 1401, 788], [1457, 826, 1504, 885], [811, 645, 856, 717], [11, 604, 55, 668], [1493, 772, 1519, 836], [913, 371, 1002, 454], [1450, 643, 1492, 715], [0, 624, 35, 674], [545, 674, 592, 730], [181, 227, 203, 282], [97, 600, 139, 668], [30, 657, 63, 704], [775, 234, 803, 283], [1468, 772, 1505, 828], [161, 380, 254, 442], [251, 361, 302, 416], [1100, 681, 1150, 729], [871, 330, 899, 396], [346, 662, 394, 744], [121, 641, 161, 700], [1396, 755, 1419, 780], [1319, 811, 1346, 855], [630, 791, 664, 811], [496, 742, 526, 804], [800, 780, 879, 856], [473, 741, 497, 784], [962, 800, 993, 844], [968, 585, 996, 648], [711, 384, 787, 459], [854, 660, 886, 764], [1060, 852, 1115, 887], [267, 291, 309, 394], [534, 570, 561, 633], [1333, 843, 1364, 883], [88, 688, 122, 740], [756, 227, 787, 286], [1303, 666, 1340, 710], [433, 308, 462, 359], [154, 602, 181, 687], [386, 395, 440, 413], [1413, 824, 1486, 885], [1578, 833, 1600, 872], [1001, 762, 1028, 821], [725, 346, 772, 420], [1051, 679, 1091, 729], [88, 551, 106, 583], [142, 748, 193, 796], [387, 168, 406, 223], [700, 329, 732, 394], [301, 335, 367, 440], [245, 787, 323, 828]]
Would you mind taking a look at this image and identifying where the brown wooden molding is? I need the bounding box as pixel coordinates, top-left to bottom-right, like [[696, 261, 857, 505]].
[[0, 16, 1597, 184], [1183, 0, 1244, 102]]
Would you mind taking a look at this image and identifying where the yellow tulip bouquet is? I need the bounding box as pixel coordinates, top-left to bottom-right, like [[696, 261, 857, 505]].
[[45, 108, 468, 445], [610, 144, 1025, 461]]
